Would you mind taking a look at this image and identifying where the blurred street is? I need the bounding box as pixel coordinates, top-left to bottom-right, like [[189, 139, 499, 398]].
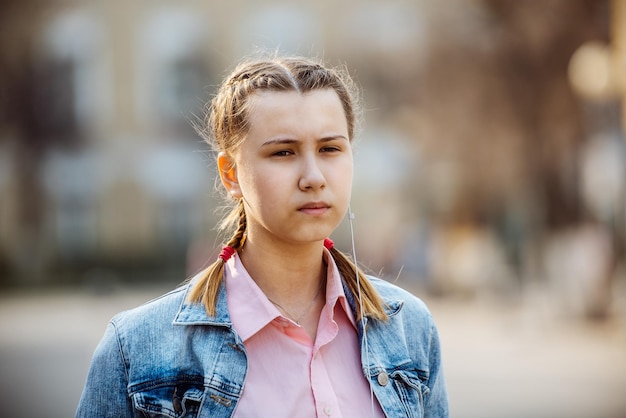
[[0, 281, 625, 418]]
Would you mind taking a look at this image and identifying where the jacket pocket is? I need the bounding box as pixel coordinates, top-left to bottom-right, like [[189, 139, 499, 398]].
[[132, 379, 205, 418], [390, 369, 429, 418]]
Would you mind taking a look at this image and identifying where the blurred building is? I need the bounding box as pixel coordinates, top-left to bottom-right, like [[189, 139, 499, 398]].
[[0, 0, 432, 285], [0, 0, 624, 318]]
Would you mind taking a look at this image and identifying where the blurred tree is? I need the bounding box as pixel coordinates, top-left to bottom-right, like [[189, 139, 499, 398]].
[[483, 0, 611, 229], [415, 0, 610, 230], [416, 0, 620, 313], [369, 0, 614, 294]]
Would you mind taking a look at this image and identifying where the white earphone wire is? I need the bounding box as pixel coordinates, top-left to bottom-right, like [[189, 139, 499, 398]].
[[348, 206, 376, 418]]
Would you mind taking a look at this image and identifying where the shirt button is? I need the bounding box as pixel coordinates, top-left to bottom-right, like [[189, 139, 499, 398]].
[[377, 371, 389, 386], [323, 406, 332, 415]]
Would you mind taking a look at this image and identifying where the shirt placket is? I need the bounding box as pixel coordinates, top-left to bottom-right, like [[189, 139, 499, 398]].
[[310, 302, 342, 418]]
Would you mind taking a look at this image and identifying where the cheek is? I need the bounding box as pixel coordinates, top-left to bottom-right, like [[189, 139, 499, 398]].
[[333, 161, 354, 203], [240, 167, 284, 206], [234, 160, 261, 193], [338, 159, 354, 187]]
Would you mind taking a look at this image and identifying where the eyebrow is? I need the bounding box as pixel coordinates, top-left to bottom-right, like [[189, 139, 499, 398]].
[[260, 135, 348, 147]]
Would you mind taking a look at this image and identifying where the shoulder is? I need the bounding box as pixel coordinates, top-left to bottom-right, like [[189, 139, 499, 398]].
[[86, 284, 194, 380], [366, 277, 443, 370], [367, 276, 432, 319], [109, 283, 190, 335]]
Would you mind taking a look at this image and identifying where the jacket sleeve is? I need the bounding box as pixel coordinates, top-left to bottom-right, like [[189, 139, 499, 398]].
[[75, 321, 135, 417], [424, 320, 449, 418]]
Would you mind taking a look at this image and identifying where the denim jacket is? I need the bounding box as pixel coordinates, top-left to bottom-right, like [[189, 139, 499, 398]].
[[76, 276, 448, 418]]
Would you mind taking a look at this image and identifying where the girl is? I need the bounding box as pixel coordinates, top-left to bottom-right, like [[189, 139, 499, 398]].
[[76, 55, 448, 418]]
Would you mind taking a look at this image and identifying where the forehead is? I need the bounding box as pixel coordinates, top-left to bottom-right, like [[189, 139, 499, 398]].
[[245, 89, 349, 139]]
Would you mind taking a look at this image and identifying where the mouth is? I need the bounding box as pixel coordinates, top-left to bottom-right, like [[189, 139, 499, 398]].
[[298, 201, 330, 215]]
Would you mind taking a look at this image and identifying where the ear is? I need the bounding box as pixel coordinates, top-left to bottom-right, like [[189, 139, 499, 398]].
[[217, 152, 242, 198]]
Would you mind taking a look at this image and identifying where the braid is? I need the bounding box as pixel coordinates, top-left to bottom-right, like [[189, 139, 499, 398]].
[[329, 247, 387, 321], [187, 200, 247, 316], [225, 200, 247, 249]]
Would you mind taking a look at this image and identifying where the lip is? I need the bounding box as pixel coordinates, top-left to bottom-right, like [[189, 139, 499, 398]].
[[298, 201, 330, 215]]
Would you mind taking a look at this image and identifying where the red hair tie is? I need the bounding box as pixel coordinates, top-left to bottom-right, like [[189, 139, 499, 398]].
[[324, 238, 334, 250], [218, 246, 235, 262]]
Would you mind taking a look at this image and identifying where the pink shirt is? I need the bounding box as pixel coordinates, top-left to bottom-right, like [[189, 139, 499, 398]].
[[224, 249, 385, 418]]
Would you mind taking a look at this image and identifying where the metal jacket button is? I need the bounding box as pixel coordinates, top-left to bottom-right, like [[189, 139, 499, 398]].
[[377, 372, 389, 386]]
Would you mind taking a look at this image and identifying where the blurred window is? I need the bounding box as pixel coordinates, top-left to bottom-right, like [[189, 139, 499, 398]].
[[29, 56, 78, 144], [32, 10, 108, 147], [136, 9, 211, 138], [343, 4, 425, 54], [235, 6, 319, 56], [42, 150, 101, 261]]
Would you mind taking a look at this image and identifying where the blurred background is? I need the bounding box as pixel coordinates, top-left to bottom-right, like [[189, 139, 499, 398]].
[[1, 0, 625, 417]]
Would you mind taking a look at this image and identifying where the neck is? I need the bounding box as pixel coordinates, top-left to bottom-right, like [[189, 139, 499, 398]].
[[238, 236, 327, 305]]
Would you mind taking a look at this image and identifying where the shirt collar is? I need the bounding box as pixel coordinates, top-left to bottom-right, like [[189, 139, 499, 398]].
[[224, 253, 281, 341], [323, 248, 357, 329]]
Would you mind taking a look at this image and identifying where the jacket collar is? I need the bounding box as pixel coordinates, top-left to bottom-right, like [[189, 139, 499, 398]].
[[341, 277, 403, 320], [173, 272, 403, 328], [172, 274, 233, 326]]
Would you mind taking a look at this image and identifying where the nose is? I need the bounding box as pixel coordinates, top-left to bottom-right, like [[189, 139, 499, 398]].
[[298, 155, 326, 191]]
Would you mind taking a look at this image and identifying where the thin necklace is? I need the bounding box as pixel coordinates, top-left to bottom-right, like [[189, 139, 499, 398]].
[[267, 280, 324, 325]]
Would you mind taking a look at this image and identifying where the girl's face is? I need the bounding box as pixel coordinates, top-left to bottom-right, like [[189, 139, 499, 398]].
[[218, 89, 353, 247]]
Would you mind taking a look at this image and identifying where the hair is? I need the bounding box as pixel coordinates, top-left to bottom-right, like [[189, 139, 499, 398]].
[[188, 55, 387, 321]]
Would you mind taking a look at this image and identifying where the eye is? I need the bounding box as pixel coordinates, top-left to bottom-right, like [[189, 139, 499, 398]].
[[271, 150, 294, 157], [320, 146, 341, 153]]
